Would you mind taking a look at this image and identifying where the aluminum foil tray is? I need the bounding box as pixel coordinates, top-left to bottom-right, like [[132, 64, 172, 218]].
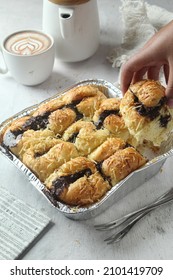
[[1, 79, 173, 220]]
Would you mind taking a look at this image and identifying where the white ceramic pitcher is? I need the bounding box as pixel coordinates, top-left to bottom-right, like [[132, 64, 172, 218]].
[[42, 0, 100, 62]]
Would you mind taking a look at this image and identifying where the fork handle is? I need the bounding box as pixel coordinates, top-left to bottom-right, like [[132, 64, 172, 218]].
[[115, 195, 173, 227], [96, 193, 173, 230]]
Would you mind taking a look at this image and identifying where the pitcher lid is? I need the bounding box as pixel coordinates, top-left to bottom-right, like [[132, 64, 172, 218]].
[[48, 0, 90, 5]]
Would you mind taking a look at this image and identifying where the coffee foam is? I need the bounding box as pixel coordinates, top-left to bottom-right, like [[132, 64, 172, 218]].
[[5, 31, 51, 56]]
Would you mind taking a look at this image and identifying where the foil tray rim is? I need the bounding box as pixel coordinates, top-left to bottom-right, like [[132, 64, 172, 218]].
[[0, 79, 173, 219]]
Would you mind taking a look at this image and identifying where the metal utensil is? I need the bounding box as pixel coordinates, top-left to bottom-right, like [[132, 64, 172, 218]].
[[95, 188, 173, 244]]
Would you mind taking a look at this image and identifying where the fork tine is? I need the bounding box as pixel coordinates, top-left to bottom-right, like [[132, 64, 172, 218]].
[[95, 214, 137, 230], [105, 211, 150, 244], [106, 230, 128, 244]]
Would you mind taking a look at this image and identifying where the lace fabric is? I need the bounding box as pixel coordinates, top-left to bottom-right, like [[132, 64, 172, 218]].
[[107, 0, 173, 72]]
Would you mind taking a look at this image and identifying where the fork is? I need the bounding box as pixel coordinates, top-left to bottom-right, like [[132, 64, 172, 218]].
[[95, 188, 173, 243]]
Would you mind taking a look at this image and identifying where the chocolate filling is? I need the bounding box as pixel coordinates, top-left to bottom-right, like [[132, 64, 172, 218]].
[[133, 94, 165, 120], [65, 101, 83, 121], [95, 109, 119, 129], [131, 89, 171, 127], [67, 132, 79, 143], [159, 114, 171, 127], [51, 168, 92, 197], [23, 112, 50, 131], [3, 112, 50, 148], [96, 162, 112, 186], [3, 100, 84, 148]]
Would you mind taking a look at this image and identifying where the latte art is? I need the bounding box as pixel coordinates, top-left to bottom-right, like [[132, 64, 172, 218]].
[[5, 31, 52, 56], [11, 37, 45, 56]]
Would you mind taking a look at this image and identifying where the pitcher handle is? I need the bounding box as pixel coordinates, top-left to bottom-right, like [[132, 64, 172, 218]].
[[0, 45, 8, 74], [59, 8, 74, 39]]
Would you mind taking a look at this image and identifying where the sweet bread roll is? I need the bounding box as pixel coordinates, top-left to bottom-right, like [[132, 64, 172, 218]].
[[62, 120, 109, 156], [3, 128, 59, 158], [62, 120, 94, 142], [3, 86, 107, 147], [33, 85, 106, 119], [62, 85, 106, 104], [33, 96, 66, 117], [27, 107, 81, 135], [14, 130, 61, 159], [76, 94, 106, 119], [101, 147, 147, 186], [3, 113, 53, 148], [23, 142, 79, 181], [63, 85, 107, 120], [2, 116, 31, 148], [3, 107, 78, 145], [88, 137, 126, 162], [120, 80, 173, 146], [93, 98, 129, 140], [48, 108, 76, 135], [45, 157, 111, 206]]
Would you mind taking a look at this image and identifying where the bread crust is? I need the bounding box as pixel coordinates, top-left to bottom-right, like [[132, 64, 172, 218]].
[[45, 157, 111, 206], [88, 137, 126, 162], [93, 98, 129, 140], [101, 147, 147, 186]]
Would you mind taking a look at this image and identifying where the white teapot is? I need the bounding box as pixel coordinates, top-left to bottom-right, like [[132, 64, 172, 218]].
[[42, 0, 100, 62]]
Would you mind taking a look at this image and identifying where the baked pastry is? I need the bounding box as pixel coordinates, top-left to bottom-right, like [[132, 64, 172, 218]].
[[93, 98, 129, 140], [22, 141, 79, 181], [45, 157, 111, 206], [101, 147, 147, 186], [1, 84, 147, 207], [62, 85, 106, 106], [62, 120, 109, 156], [32, 85, 106, 118], [2, 85, 107, 145], [48, 108, 76, 135], [88, 137, 126, 162], [120, 80, 173, 147], [3, 129, 60, 158]]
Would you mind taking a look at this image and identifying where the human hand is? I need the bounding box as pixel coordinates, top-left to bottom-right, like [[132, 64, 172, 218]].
[[120, 20, 173, 107]]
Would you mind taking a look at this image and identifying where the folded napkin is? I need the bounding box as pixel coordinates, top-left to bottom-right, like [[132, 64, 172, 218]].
[[107, 0, 173, 82], [0, 186, 51, 259]]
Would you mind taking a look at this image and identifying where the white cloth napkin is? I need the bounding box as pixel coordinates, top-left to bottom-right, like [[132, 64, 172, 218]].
[[107, 0, 173, 82], [0, 186, 51, 259]]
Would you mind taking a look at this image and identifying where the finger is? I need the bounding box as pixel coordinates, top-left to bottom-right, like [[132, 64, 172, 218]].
[[165, 64, 173, 107], [147, 66, 161, 80], [120, 50, 158, 94], [120, 62, 135, 94], [120, 61, 146, 94], [132, 67, 148, 84]]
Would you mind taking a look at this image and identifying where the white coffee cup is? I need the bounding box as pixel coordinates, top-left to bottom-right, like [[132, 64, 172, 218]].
[[0, 30, 55, 86]]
